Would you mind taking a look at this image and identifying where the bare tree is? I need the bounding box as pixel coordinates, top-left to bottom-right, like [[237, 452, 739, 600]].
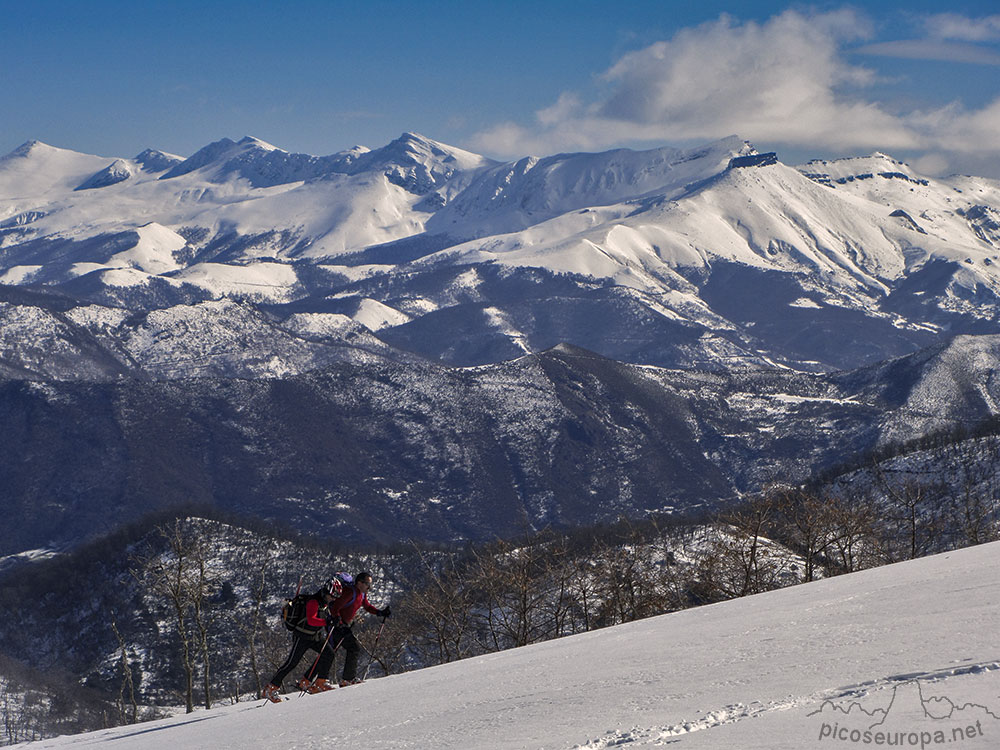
[[540, 535, 586, 638], [703, 494, 789, 598], [131, 519, 216, 713], [110, 616, 139, 725], [823, 491, 882, 574], [771, 488, 841, 582], [944, 447, 1000, 548], [875, 475, 948, 561], [235, 539, 275, 694], [188, 530, 221, 710], [0, 680, 43, 745], [403, 546, 479, 664], [469, 539, 553, 650], [565, 554, 598, 633]]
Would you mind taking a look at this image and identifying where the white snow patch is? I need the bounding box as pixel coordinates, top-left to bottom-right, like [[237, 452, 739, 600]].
[[789, 296, 822, 308], [174, 262, 299, 302], [0, 265, 42, 284], [64, 304, 131, 329], [282, 312, 357, 337], [91, 267, 155, 287], [352, 298, 412, 331], [769, 393, 864, 406], [451, 267, 481, 290], [106, 222, 187, 274], [483, 306, 531, 352], [317, 264, 395, 283], [0, 547, 60, 573], [396, 297, 440, 315]]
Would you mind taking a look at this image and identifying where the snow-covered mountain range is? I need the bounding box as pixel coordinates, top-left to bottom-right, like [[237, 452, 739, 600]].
[[4, 133, 1000, 557], [3, 133, 1000, 373]]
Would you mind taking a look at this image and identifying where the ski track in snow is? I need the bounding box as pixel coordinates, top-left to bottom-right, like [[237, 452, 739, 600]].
[[571, 660, 1000, 748]]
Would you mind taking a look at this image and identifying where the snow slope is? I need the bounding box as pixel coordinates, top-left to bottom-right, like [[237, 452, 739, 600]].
[[20, 541, 1000, 749]]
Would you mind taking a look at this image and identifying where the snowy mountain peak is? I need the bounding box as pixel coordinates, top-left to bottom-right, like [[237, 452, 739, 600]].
[[2, 139, 85, 162], [389, 131, 486, 164], [4, 140, 47, 159], [339, 144, 371, 157], [346, 132, 494, 196], [134, 148, 183, 173], [75, 159, 133, 191], [0, 140, 115, 197], [236, 135, 281, 151], [369, 131, 493, 172], [159, 137, 240, 179], [394, 131, 436, 149], [156, 136, 339, 188], [799, 152, 924, 186], [427, 135, 749, 235], [146, 133, 493, 192], [0, 139, 60, 159]]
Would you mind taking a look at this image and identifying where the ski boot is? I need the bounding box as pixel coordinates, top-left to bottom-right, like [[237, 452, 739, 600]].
[[260, 683, 282, 703]]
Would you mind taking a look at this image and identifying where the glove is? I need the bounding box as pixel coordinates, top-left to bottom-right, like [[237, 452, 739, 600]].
[[379, 606, 392, 619]]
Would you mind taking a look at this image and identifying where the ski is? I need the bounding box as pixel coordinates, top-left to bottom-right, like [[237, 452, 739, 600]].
[[258, 697, 288, 707]]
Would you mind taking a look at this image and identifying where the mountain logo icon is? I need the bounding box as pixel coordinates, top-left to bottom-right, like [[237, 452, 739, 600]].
[[808, 676, 1000, 747]]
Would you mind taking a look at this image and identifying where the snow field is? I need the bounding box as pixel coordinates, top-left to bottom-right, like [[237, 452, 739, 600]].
[[19, 541, 1000, 749]]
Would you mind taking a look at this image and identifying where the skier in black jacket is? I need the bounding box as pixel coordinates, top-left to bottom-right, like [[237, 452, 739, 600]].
[[261, 578, 342, 702]]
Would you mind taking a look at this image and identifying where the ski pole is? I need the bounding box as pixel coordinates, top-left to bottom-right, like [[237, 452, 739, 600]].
[[360, 616, 388, 682], [300, 627, 346, 696]]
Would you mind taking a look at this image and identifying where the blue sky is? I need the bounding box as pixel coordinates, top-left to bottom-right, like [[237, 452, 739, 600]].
[[3, 1, 1000, 176]]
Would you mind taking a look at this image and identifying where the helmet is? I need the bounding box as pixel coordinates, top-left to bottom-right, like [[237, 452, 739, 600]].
[[323, 577, 343, 598]]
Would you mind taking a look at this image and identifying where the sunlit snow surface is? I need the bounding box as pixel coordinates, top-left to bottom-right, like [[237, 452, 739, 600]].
[[19, 542, 1000, 749]]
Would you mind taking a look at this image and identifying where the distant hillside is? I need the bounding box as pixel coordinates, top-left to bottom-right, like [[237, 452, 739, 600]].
[[4, 334, 1000, 559]]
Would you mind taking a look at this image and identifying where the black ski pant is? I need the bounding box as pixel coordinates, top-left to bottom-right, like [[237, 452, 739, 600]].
[[269, 632, 335, 686], [332, 625, 361, 681]]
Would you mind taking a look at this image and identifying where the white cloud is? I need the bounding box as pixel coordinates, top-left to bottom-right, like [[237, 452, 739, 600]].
[[923, 13, 1000, 42], [911, 96, 1000, 154], [471, 9, 1000, 172], [856, 39, 1000, 65], [856, 13, 1000, 65], [911, 152, 951, 175]]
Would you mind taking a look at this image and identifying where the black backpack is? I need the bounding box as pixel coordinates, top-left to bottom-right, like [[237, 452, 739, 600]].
[[282, 573, 354, 631], [281, 593, 312, 632]]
